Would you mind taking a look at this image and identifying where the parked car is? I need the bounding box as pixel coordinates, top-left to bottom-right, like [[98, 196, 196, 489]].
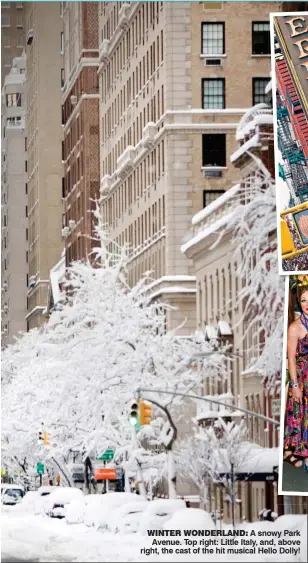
[[83, 492, 145, 531], [139, 499, 187, 535], [1, 484, 25, 505], [17, 491, 40, 513], [34, 486, 59, 515], [108, 500, 148, 534], [45, 487, 84, 519], [165, 508, 215, 532]]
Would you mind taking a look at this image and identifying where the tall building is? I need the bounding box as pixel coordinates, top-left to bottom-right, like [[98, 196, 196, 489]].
[[1, 2, 26, 87], [61, 1, 100, 264], [24, 2, 63, 330], [1, 53, 28, 346], [181, 88, 308, 520], [99, 1, 276, 334]]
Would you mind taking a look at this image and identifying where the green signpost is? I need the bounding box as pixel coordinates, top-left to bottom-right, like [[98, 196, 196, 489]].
[[36, 462, 45, 475], [97, 449, 114, 461]]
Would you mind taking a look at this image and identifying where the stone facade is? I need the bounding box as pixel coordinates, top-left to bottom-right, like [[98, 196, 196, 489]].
[[25, 2, 63, 329], [98, 1, 276, 333], [1, 54, 28, 346], [1, 2, 25, 87]]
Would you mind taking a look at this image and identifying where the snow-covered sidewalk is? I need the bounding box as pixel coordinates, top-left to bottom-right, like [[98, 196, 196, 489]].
[[2, 509, 307, 563]]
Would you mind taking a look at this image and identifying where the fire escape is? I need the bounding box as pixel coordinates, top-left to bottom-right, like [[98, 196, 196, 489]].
[[277, 102, 308, 205]]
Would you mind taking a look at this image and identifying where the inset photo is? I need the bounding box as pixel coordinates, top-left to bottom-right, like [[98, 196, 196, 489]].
[[280, 275, 308, 495], [272, 13, 308, 273]]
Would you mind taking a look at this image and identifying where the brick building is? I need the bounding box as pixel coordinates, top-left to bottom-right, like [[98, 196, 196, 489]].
[[61, 1, 100, 264]]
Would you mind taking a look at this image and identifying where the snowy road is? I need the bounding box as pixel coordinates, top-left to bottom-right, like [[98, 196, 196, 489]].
[[2, 508, 307, 562]]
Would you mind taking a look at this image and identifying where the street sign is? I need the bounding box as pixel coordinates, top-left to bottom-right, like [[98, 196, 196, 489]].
[[36, 462, 45, 475], [97, 449, 114, 461], [95, 468, 117, 480], [271, 399, 281, 417]]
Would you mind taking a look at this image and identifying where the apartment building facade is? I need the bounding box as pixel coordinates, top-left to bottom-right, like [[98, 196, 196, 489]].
[[1, 54, 28, 346], [181, 98, 308, 520], [61, 1, 100, 264], [25, 2, 63, 330], [98, 1, 276, 333], [1, 2, 25, 87]]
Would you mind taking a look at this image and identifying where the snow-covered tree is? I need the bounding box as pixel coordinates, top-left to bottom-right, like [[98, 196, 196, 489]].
[[221, 157, 284, 387], [2, 211, 228, 494]]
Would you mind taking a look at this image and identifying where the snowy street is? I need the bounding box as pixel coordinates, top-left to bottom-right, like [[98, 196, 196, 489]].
[[2, 506, 307, 563]]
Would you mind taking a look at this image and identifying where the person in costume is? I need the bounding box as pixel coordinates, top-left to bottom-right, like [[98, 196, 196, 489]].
[[284, 276, 308, 471]]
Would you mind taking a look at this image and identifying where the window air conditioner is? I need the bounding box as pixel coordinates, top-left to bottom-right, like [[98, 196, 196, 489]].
[[203, 168, 223, 178], [3, 304, 8, 311], [205, 58, 222, 67], [70, 95, 77, 106], [69, 219, 76, 230], [3, 282, 8, 291]]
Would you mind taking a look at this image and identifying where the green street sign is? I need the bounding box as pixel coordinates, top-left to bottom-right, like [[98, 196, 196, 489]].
[[36, 462, 44, 475], [97, 449, 114, 461]]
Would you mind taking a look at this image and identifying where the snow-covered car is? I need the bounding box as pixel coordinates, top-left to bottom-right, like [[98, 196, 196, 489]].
[[34, 486, 59, 515], [1, 484, 25, 505], [165, 508, 215, 533], [45, 487, 84, 519], [83, 492, 145, 531], [139, 499, 187, 535], [17, 491, 39, 513], [65, 496, 89, 525], [108, 500, 148, 534]]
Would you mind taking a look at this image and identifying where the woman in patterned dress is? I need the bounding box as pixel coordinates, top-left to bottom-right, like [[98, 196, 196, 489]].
[[284, 286, 308, 470]]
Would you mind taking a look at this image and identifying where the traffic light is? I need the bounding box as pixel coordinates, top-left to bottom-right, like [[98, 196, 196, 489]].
[[139, 401, 152, 426], [129, 401, 139, 426], [38, 431, 43, 445], [43, 432, 50, 446]]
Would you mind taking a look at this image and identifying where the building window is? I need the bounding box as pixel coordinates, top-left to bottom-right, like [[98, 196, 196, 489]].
[[17, 13, 23, 27], [25, 183, 28, 195], [201, 22, 225, 55], [61, 68, 65, 87], [25, 161, 27, 173], [1, 14, 10, 27], [3, 35, 10, 47], [202, 78, 225, 109], [60, 31, 64, 54], [4, 215, 7, 227], [1, 3, 10, 7], [203, 190, 225, 208], [26, 228, 28, 241], [17, 33, 24, 48], [25, 205, 28, 217], [253, 78, 269, 105], [202, 134, 226, 167], [6, 93, 22, 107], [252, 22, 270, 55], [4, 55, 11, 67]]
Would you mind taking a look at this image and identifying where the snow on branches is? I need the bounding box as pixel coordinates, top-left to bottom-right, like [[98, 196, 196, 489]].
[[222, 161, 284, 387], [2, 214, 228, 479]]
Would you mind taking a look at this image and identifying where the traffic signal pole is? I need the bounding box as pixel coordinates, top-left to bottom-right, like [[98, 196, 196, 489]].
[[131, 425, 147, 499]]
